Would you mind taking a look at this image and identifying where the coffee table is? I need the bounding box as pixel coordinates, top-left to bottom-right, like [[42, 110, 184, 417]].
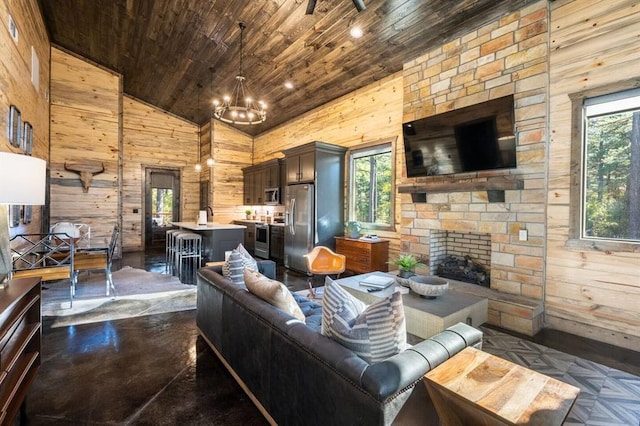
[[423, 346, 580, 425], [334, 272, 487, 339]]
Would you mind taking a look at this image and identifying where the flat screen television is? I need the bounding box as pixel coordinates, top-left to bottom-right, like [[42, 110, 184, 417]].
[[403, 95, 516, 177]]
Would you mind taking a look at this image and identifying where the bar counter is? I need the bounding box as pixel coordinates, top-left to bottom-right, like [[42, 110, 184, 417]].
[[171, 222, 246, 262]]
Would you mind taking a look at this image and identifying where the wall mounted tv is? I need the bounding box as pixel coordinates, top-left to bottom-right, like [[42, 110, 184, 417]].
[[403, 95, 516, 177]]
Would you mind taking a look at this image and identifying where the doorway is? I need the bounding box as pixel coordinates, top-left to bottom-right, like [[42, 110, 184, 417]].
[[145, 168, 181, 250]]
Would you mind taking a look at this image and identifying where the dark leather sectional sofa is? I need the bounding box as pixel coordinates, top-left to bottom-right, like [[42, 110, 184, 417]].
[[196, 260, 483, 425]]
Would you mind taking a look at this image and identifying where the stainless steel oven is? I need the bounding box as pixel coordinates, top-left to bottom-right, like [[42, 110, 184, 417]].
[[254, 223, 270, 259]]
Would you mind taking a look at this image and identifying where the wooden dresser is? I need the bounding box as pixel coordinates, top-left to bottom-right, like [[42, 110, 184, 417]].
[[0, 277, 42, 424], [335, 237, 389, 274]]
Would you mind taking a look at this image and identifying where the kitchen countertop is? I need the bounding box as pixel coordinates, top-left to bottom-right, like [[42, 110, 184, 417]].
[[233, 219, 285, 226], [171, 222, 247, 230]]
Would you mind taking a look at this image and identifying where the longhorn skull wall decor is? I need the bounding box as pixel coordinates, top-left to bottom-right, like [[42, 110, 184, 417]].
[[64, 160, 105, 192]]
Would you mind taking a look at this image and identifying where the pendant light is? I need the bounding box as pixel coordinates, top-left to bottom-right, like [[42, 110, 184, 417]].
[[206, 69, 215, 167], [195, 84, 202, 172], [212, 22, 266, 125]]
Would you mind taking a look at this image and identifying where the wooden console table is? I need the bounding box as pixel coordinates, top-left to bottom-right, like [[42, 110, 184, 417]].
[[0, 277, 42, 424], [335, 237, 389, 274], [424, 347, 580, 425]]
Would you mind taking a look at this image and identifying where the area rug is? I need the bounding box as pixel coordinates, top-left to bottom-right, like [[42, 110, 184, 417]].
[[43, 266, 196, 327]]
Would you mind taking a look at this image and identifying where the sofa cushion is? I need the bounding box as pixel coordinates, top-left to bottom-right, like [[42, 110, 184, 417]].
[[244, 269, 306, 322], [321, 278, 406, 364], [292, 293, 323, 331]]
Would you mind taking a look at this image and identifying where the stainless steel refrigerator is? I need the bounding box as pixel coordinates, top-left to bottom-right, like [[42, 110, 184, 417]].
[[283, 141, 346, 274], [284, 183, 314, 273]]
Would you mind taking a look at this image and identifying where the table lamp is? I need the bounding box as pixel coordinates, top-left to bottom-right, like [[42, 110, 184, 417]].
[[0, 152, 47, 283]]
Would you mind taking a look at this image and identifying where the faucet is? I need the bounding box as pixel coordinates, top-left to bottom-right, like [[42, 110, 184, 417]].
[[207, 206, 214, 219]]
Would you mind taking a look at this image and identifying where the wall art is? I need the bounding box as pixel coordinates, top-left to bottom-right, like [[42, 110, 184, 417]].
[[22, 122, 33, 155], [8, 105, 21, 147], [22, 205, 32, 224]]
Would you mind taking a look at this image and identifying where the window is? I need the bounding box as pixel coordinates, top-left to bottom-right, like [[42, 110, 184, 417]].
[[573, 87, 640, 245], [348, 141, 395, 230]]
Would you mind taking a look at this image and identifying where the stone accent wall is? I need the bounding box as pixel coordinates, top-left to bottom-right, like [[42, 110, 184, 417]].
[[400, 1, 548, 334]]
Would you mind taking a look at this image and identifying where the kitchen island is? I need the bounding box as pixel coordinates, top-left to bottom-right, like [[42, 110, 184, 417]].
[[171, 222, 246, 262]]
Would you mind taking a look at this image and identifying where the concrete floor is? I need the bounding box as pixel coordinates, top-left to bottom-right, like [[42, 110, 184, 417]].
[[24, 252, 312, 425], [28, 310, 269, 425], [22, 251, 640, 425]]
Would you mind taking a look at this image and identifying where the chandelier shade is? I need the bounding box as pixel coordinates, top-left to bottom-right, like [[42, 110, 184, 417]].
[[212, 22, 266, 125]]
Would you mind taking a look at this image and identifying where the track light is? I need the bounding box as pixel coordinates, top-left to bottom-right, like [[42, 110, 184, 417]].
[[352, 0, 366, 12], [306, 0, 365, 15]]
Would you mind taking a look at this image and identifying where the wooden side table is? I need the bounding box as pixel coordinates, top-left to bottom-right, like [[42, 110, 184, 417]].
[[423, 347, 580, 425], [334, 237, 389, 274]]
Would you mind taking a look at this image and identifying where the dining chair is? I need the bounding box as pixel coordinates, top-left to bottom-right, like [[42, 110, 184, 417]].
[[11, 233, 75, 307], [72, 224, 119, 297]]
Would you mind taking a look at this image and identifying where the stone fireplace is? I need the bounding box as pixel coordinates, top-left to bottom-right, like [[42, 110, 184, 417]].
[[398, 1, 548, 337], [429, 231, 491, 287]]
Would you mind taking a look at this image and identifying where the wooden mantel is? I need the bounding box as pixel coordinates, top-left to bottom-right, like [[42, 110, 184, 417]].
[[397, 176, 524, 194]]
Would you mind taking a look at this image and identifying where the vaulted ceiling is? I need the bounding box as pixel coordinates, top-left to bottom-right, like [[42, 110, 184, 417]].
[[38, 0, 534, 136]]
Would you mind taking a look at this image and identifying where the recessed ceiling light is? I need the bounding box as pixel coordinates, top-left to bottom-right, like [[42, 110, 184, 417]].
[[350, 27, 363, 38], [284, 81, 294, 89]]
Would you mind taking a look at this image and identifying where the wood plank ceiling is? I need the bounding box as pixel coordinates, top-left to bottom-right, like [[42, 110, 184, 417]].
[[38, 0, 535, 136]]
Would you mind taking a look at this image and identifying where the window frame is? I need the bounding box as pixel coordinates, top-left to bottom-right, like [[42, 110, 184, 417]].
[[347, 137, 396, 233], [568, 78, 640, 252]]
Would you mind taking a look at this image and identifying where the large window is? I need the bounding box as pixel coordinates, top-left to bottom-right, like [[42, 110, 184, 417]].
[[348, 142, 394, 230], [578, 88, 640, 244]]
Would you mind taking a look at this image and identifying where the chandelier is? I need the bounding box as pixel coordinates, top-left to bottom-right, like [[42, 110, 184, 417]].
[[212, 22, 266, 125]]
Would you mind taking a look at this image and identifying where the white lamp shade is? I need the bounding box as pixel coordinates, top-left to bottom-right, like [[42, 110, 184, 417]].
[[0, 152, 46, 205]]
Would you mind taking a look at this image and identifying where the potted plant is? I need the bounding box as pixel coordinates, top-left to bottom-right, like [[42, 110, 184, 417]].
[[245, 209, 252, 220], [389, 253, 426, 278]]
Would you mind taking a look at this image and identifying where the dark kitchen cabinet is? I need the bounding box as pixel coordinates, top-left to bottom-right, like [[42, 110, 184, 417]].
[[286, 151, 315, 184], [234, 220, 256, 253], [269, 225, 284, 262], [242, 166, 264, 205], [264, 161, 280, 188], [243, 159, 283, 205]]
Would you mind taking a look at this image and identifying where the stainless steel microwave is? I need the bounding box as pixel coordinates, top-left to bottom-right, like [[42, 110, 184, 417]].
[[264, 187, 280, 205]]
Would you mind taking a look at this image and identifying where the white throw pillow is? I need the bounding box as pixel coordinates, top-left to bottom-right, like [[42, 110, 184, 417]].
[[321, 278, 406, 364], [244, 269, 305, 322], [236, 243, 258, 271]]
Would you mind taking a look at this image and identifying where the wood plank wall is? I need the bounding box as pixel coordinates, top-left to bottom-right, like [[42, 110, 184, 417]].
[[49, 48, 208, 252], [49, 48, 120, 244], [253, 74, 404, 257], [547, 0, 640, 350], [200, 118, 253, 224], [122, 96, 199, 251], [0, 0, 50, 236]]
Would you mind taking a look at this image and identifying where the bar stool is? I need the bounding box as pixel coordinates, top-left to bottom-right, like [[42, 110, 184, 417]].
[[173, 232, 202, 284], [165, 229, 189, 274]]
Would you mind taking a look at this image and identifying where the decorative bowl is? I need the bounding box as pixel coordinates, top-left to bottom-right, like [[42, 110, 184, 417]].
[[409, 276, 449, 299], [395, 275, 412, 288]]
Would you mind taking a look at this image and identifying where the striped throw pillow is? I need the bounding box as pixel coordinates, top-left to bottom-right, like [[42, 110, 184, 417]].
[[222, 250, 246, 285], [321, 278, 406, 364]]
